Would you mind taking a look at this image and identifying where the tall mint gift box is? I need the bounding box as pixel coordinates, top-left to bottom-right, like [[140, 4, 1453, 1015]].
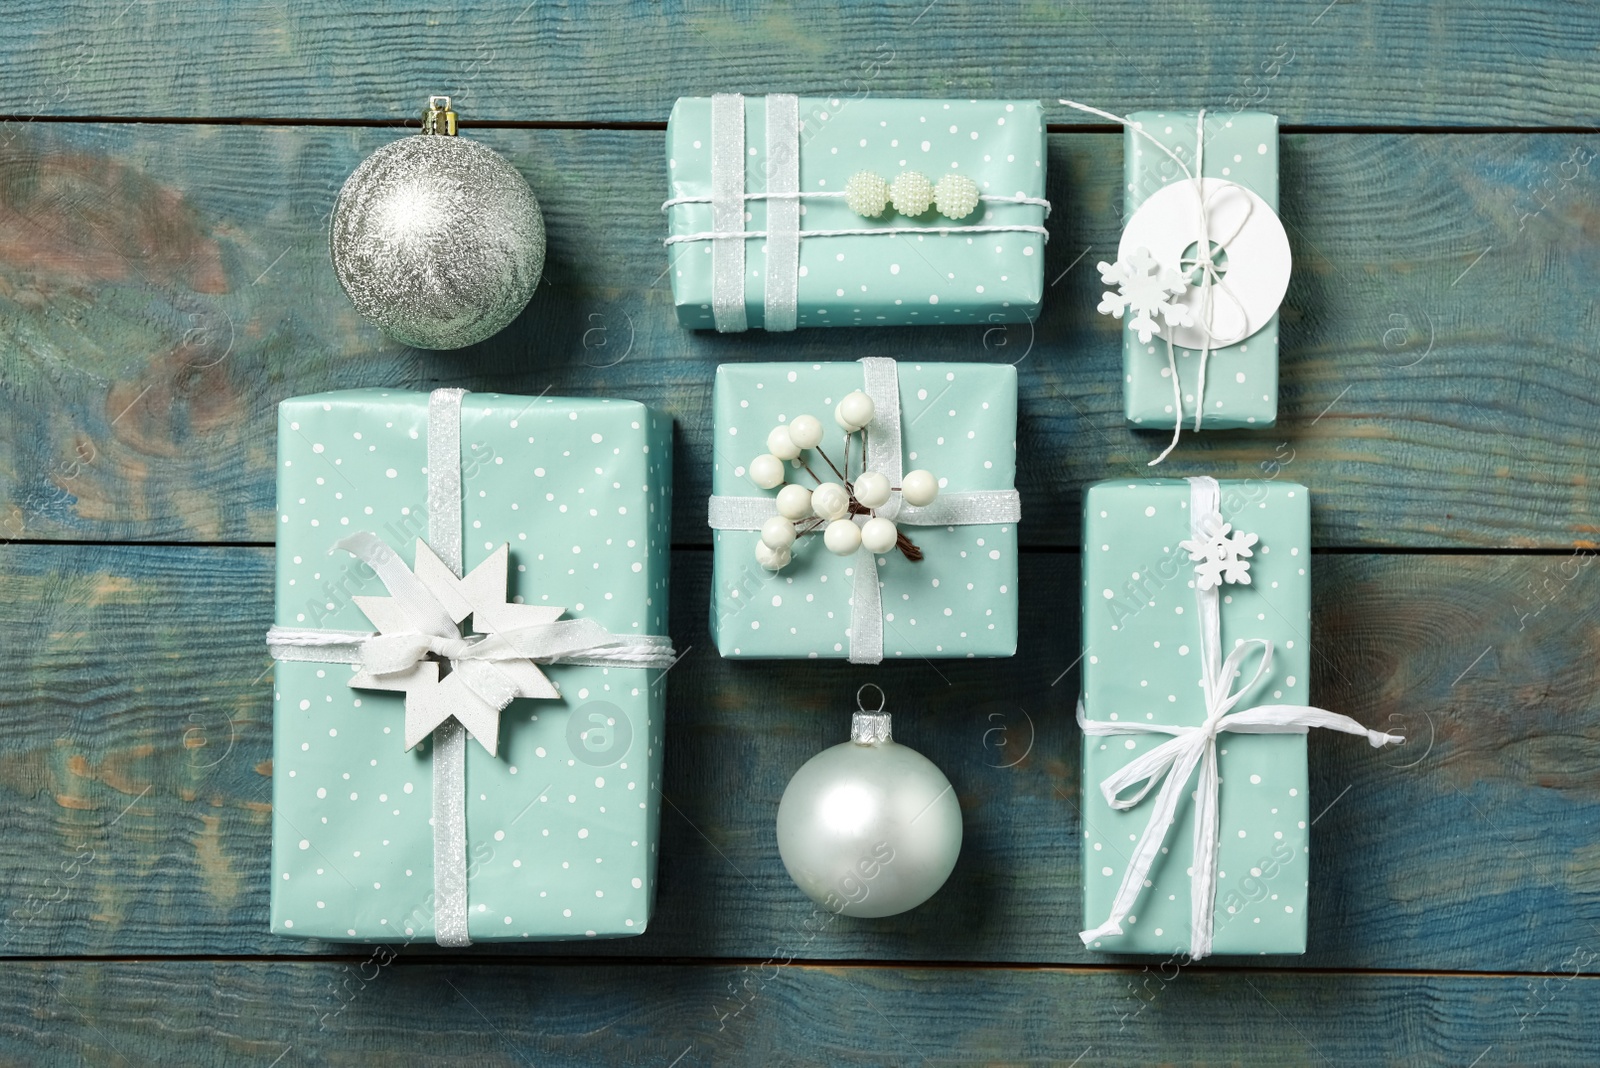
[[1083, 106, 1292, 463], [709, 358, 1020, 663], [1077, 477, 1397, 958], [267, 389, 674, 944], [665, 95, 1048, 331]]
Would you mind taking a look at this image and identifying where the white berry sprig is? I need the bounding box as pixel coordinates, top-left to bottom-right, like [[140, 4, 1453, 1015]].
[[747, 391, 940, 571]]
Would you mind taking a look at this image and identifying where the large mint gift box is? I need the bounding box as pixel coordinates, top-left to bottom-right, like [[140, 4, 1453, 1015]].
[[1080, 477, 1312, 955], [1121, 110, 1282, 430], [710, 360, 1018, 661], [269, 389, 672, 942], [666, 95, 1047, 330]]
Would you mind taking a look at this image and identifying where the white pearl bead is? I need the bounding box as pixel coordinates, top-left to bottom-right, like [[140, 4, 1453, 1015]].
[[890, 170, 934, 216], [843, 170, 890, 218], [776, 484, 813, 520], [754, 540, 791, 571], [900, 469, 939, 507], [836, 390, 875, 431], [810, 482, 851, 521], [860, 516, 898, 554], [852, 471, 891, 509], [787, 413, 824, 449], [767, 425, 802, 461], [749, 453, 786, 489], [933, 173, 981, 220], [823, 519, 862, 555], [761, 515, 797, 551]]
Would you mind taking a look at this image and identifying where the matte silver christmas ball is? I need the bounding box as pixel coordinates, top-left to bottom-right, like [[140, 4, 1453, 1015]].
[[331, 132, 545, 350], [776, 711, 962, 918]]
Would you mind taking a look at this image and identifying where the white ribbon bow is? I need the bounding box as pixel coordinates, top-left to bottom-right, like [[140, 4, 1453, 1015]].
[[1078, 476, 1401, 959], [268, 532, 675, 756], [266, 388, 674, 947], [706, 357, 1021, 663]]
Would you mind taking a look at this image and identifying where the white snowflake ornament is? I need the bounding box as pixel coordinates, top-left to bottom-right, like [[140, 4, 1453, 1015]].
[[1180, 517, 1259, 591], [1097, 246, 1194, 344]]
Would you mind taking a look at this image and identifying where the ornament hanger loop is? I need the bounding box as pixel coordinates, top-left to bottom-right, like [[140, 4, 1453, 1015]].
[[422, 95, 458, 136], [856, 683, 886, 714]]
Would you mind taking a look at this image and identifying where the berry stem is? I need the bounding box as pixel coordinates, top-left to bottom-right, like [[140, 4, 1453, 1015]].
[[813, 445, 846, 482]]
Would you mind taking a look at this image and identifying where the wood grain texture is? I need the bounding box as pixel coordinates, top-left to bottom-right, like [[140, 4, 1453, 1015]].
[[4, 1, 1599, 128], [2, 541, 1597, 972], [3, 122, 1598, 548], [1, 959, 1594, 1066]]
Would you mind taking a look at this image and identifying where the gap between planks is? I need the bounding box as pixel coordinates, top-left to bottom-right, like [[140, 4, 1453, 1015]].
[[0, 954, 1594, 981], [0, 115, 1597, 136], [1, 539, 1591, 557]]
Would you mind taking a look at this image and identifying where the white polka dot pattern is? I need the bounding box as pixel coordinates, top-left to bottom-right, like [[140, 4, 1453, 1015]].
[[1079, 477, 1312, 954], [666, 98, 1047, 329], [711, 362, 1018, 659], [1120, 111, 1281, 429], [270, 390, 671, 942]]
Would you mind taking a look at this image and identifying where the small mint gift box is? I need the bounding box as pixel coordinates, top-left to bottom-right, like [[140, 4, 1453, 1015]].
[[1086, 106, 1290, 460], [709, 359, 1019, 662], [665, 95, 1048, 331], [267, 388, 673, 944], [1078, 477, 1397, 958]]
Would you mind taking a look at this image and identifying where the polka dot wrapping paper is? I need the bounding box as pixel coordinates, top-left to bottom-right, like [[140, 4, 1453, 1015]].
[[1121, 111, 1282, 429], [665, 97, 1047, 329], [269, 390, 672, 942], [1080, 478, 1312, 955], [711, 362, 1018, 659]]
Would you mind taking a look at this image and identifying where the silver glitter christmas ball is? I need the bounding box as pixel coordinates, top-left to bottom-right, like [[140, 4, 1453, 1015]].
[[776, 712, 963, 918], [331, 133, 545, 350]]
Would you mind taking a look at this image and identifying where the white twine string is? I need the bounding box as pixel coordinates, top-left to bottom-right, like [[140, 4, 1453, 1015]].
[[664, 224, 1050, 245], [661, 191, 1052, 212], [676, 90, 1049, 323], [1059, 100, 1256, 465], [1077, 476, 1401, 959]]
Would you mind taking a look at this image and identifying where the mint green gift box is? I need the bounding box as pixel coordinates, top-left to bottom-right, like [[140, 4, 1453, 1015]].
[[1122, 110, 1281, 429], [711, 361, 1018, 660], [1080, 477, 1311, 955], [270, 390, 672, 942], [666, 95, 1047, 330]]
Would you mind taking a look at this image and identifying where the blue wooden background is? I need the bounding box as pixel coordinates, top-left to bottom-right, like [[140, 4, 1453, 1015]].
[[2, 1, 1598, 1063]]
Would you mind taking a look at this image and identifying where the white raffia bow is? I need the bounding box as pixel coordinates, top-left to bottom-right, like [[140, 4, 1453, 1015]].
[[1078, 476, 1401, 959], [706, 357, 1021, 663]]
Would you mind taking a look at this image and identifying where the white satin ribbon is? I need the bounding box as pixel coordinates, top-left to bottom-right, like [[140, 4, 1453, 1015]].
[[707, 357, 1021, 664], [710, 92, 748, 333], [1077, 476, 1400, 959], [688, 94, 1049, 332], [763, 93, 801, 332], [268, 388, 674, 947]]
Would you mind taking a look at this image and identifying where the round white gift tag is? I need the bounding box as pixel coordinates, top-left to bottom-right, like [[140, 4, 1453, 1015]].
[[1119, 178, 1291, 351]]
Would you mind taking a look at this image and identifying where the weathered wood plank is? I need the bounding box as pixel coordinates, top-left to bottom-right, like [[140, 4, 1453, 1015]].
[[1, 541, 1596, 970], [1, 959, 1593, 1065], [4, 1, 1598, 127], [2, 123, 1596, 548]]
